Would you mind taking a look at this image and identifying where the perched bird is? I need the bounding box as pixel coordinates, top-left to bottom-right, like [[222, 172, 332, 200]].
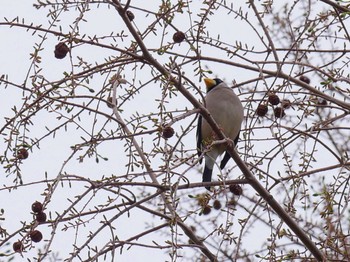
[[196, 78, 244, 190]]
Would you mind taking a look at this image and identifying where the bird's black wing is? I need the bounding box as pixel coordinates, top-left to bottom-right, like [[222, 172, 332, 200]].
[[219, 131, 240, 169], [196, 115, 203, 164], [220, 152, 231, 170], [233, 131, 240, 145]]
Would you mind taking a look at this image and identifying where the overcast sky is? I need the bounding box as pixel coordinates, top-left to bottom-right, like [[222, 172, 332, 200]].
[[1, 0, 349, 261]]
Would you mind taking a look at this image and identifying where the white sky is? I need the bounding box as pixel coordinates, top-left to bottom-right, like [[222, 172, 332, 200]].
[[1, 0, 349, 261]]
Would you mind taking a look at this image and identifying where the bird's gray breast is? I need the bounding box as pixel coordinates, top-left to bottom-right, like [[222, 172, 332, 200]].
[[204, 86, 243, 140]]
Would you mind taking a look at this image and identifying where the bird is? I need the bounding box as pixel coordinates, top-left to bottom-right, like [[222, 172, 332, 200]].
[[196, 78, 244, 190]]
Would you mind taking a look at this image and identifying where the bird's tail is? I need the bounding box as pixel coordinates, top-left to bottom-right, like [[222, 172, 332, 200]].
[[203, 166, 213, 191]]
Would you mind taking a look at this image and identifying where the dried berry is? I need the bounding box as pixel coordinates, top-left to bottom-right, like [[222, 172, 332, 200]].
[[274, 107, 286, 118], [13, 241, 24, 252], [281, 99, 291, 109], [126, 10, 135, 21], [54, 42, 69, 59], [202, 205, 211, 215], [317, 99, 327, 106], [268, 93, 280, 105], [256, 104, 268, 117], [299, 75, 310, 84], [31, 201, 43, 213], [35, 212, 47, 223], [30, 230, 43, 243], [173, 31, 186, 43], [17, 148, 29, 160], [229, 184, 243, 196], [106, 96, 115, 108], [213, 200, 222, 210], [162, 125, 174, 139]]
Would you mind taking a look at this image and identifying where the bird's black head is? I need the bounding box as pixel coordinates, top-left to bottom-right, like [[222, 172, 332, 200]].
[[213, 78, 223, 85]]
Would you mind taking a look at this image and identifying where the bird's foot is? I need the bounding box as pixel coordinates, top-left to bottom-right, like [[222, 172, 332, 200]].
[[224, 138, 234, 148]]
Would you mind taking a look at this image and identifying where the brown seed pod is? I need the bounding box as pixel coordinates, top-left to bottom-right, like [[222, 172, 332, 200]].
[[213, 200, 222, 210], [35, 212, 47, 223], [54, 42, 69, 59], [173, 31, 186, 43], [13, 241, 24, 253], [126, 10, 135, 21], [202, 205, 211, 215], [17, 148, 29, 160], [268, 93, 280, 105], [281, 99, 292, 109], [162, 125, 174, 139], [229, 184, 243, 196], [274, 107, 286, 118], [299, 75, 310, 84], [256, 104, 268, 117], [31, 201, 43, 213], [317, 99, 327, 106], [30, 230, 43, 243]]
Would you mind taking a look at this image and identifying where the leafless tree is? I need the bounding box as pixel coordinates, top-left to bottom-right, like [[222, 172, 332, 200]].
[[0, 0, 350, 261]]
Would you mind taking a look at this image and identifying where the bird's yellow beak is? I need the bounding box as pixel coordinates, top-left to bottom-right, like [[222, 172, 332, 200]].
[[204, 78, 216, 90]]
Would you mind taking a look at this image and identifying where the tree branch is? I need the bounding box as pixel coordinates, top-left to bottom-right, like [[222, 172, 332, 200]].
[[111, 0, 325, 260]]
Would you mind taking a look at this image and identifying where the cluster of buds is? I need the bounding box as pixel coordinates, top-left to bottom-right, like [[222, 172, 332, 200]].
[[197, 184, 243, 216]]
